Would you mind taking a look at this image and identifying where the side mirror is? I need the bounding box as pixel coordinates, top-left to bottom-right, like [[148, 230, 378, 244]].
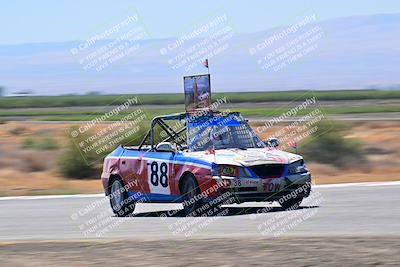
[[265, 137, 280, 148], [156, 142, 177, 153]]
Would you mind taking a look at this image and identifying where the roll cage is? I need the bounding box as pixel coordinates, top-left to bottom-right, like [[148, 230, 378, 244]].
[[137, 110, 243, 151]]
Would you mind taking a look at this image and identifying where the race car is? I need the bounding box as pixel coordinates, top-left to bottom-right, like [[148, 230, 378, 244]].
[[101, 110, 311, 216]]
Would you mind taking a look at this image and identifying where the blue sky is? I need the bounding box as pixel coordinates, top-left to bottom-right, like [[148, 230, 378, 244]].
[[1, 0, 400, 44]]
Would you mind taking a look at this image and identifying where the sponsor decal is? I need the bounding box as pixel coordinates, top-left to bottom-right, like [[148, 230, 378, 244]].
[[262, 179, 282, 192]]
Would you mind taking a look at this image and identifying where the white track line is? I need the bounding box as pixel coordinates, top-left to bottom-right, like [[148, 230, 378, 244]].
[[313, 181, 400, 188], [1, 181, 399, 201]]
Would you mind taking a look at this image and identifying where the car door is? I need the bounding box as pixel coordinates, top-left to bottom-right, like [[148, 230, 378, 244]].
[[143, 150, 175, 197]]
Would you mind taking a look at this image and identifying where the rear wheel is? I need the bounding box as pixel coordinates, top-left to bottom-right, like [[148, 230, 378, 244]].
[[109, 178, 135, 217]]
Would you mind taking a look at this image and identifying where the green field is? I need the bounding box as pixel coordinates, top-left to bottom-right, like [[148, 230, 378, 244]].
[[0, 90, 399, 121], [1, 105, 399, 121], [1, 89, 400, 108]]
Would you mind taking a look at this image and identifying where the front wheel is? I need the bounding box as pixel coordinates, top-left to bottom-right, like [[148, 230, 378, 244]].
[[109, 178, 135, 217], [180, 174, 203, 216]]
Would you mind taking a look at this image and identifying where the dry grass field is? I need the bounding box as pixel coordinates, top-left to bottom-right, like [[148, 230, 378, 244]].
[[0, 120, 399, 196], [256, 120, 400, 185]]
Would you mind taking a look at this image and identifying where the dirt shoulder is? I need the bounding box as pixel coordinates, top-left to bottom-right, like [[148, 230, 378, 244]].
[[1, 237, 399, 266]]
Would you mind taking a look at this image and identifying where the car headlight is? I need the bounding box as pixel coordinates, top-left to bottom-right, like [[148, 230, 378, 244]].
[[211, 164, 253, 178], [288, 160, 308, 174]]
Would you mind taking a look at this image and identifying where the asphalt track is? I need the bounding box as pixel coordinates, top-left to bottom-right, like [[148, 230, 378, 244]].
[[0, 182, 399, 241]]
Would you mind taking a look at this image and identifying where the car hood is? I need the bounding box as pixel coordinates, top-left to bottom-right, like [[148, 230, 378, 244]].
[[182, 148, 303, 166]]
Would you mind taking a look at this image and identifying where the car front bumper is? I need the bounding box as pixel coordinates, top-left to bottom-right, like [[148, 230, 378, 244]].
[[212, 172, 311, 203]]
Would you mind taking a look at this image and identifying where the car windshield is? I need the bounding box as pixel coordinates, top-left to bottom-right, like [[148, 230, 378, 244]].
[[187, 114, 265, 151]]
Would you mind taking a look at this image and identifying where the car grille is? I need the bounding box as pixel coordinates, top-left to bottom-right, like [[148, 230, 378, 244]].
[[249, 164, 285, 178]]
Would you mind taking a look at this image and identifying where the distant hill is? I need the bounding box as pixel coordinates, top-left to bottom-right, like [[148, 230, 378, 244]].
[[0, 13, 399, 95]]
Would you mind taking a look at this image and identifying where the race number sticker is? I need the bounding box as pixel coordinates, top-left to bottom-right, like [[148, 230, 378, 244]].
[[147, 161, 170, 194]]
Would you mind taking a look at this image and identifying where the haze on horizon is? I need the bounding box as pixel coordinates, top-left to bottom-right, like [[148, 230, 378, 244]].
[[1, 1, 400, 96]]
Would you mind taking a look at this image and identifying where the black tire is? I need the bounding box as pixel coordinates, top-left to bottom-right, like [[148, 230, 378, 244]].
[[279, 197, 303, 210], [109, 178, 135, 217], [180, 174, 203, 216]]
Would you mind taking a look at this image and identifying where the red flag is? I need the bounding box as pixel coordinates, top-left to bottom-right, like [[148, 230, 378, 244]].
[[202, 59, 209, 68]]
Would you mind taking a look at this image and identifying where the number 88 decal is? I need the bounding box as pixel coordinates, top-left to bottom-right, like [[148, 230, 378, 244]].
[[149, 161, 169, 189]]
